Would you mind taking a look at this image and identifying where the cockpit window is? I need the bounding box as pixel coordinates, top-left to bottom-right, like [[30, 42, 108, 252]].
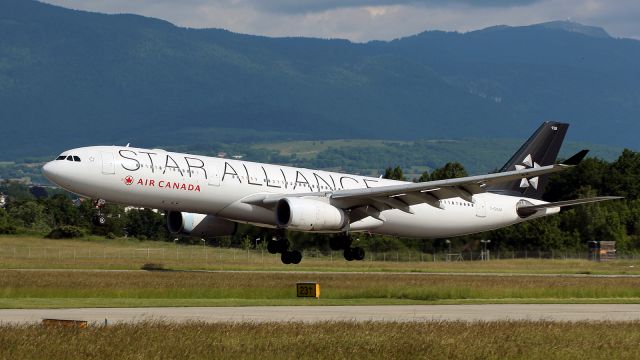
[[56, 154, 81, 162]]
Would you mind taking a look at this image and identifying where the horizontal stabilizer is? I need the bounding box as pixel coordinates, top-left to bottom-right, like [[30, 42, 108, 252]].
[[517, 196, 623, 217], [562, 149, 589, 165]]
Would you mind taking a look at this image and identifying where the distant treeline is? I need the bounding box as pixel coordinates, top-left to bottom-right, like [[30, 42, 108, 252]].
[[1, 149, 638, 252]]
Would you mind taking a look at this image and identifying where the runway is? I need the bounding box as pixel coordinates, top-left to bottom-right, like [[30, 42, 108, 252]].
[[2, 304, 640, 324]]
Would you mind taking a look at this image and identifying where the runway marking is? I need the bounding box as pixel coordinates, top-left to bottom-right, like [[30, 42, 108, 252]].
[[2, 304, 640, 324]]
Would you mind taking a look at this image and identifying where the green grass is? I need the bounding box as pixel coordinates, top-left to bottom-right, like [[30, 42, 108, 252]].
[[3, 235, 640, 309], [2, 269, 640, 308], [2, 235, 640, 275], [2, 321, 640, 359]]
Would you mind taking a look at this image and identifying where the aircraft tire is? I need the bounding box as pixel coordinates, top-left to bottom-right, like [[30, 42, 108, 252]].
[[267, 240, 279, 254], [290, 250, 302, 264], [281, 251, 293, 264], [353, 247, 365, 261], [343, 248, 355, 261], [93, 215, 106, 226]]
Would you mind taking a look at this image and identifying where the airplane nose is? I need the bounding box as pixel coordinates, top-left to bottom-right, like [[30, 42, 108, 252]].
[[42, 161, 63, 185]]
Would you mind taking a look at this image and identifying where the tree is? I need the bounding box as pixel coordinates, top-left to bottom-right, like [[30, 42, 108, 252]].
[[383, 166, 406, 181], [430, 162, 468, 181], [544, 157, 609, 201], [44, 194, 86, 228], [607, 149, 640, 200], [358, 235, 407, 252], [0, 208, 17, 234], [414, 171, 430, 183], [6, 200, 51, 232], [125, 208, 167, 240], [241, 236, 253, 250]]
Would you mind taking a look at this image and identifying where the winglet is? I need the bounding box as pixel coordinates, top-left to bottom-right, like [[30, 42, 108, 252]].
[[562, 149, 589, 166]]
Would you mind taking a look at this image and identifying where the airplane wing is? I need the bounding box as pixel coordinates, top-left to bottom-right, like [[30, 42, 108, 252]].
[[242, 162, 573, 214], [328, 163, 570, 213], [327, 149, 593, 213]]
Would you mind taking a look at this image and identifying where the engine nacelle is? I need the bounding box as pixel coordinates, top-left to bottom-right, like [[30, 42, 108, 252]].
[[166, 211, 237, 238], [275, 197, 347, 231]]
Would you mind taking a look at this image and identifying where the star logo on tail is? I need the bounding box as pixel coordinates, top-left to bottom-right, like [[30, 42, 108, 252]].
[[515, 154, 540, 190]]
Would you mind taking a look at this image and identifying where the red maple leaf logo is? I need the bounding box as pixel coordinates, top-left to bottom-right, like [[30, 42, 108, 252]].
[[124, 176, 134, 185]]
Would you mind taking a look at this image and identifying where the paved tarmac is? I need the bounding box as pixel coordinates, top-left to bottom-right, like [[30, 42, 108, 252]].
[[2, 304, 640, 324]]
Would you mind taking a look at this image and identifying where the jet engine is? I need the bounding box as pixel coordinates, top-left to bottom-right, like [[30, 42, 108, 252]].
[[275, 197, 347, 231], [166, 211, 237, 238]]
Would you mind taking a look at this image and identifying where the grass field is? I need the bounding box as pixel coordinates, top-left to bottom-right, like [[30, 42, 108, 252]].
[[1, 235, 640, 275], [2, 235, 640, 308], [2, 269, 640, 308], [2, 235, 639, 359], [1, 321, 638, 359]]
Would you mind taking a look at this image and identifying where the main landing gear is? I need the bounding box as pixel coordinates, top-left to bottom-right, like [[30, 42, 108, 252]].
[[267, 230, 302, 265], [330, 233, 365, 261], [92, 199, 107, 226]]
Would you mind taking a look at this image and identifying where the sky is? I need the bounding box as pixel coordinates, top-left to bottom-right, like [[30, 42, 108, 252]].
[[41, 0, 640, 42]]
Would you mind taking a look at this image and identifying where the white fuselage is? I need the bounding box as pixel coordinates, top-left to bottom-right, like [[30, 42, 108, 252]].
[[42, 146, 557, 238]]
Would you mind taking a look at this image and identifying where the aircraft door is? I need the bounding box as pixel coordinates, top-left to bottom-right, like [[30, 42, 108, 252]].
[[102, 152, 115, 175], [475, 199, 486, 218]]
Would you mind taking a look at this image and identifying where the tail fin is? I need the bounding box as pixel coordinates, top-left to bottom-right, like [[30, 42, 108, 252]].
[[487, 121, 568, 199]]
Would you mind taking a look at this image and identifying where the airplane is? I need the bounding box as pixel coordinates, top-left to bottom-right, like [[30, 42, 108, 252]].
[[42, 122, 620, 264]]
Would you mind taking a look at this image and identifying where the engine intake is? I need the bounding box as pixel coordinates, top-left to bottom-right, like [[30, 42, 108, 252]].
[[276, 197, 347, 231], [166, 211, 237, 238]]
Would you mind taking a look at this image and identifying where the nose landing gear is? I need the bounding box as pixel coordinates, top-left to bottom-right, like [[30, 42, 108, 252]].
[[92, 199, 107, 226]]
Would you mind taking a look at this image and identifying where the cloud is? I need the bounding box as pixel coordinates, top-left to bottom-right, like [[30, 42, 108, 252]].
[[241, 0, 540, 14], [40, 0, 640, 41]]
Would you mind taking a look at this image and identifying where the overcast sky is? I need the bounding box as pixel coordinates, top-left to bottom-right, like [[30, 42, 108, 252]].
[[41, 0, 640, 42]]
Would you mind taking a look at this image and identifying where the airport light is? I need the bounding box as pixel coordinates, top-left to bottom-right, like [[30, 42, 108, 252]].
[[174, 238, 179, 260], [480, 239, 491, 250], [445, 239, 451, 254], [480, 239, 491, 261]]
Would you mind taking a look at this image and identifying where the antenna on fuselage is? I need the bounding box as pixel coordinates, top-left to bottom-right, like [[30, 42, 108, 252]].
[[125, 143, 130, 147]]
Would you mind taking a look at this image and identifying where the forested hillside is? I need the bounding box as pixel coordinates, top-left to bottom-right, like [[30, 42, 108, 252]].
[[0, 0, 638, 159]]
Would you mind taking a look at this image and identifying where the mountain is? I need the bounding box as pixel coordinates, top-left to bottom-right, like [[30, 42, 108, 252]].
[[0, 0, 639, 160]]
